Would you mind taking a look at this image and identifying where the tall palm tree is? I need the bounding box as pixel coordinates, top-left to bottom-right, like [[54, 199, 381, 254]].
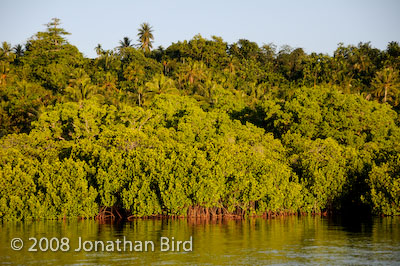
[[137, 23, 154, 53], [119, 37, 133, 50], [372, 67, 399, 104]]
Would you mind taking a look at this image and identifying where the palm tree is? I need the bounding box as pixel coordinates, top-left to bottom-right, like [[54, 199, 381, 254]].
[[65, 69, 96, 101], [135, 85, 146, 107], [0, 61, 10, 86], [372, 67, 399, 104], [226, 56, 237, 74], [95, 44, 103, 56], [137, 23, 154, 53], [119, 37, 132, 50], [13, 44, 24, 57], [101, 72, 118, 92], [180, 61, 207, 86], [0, 42, 12, 59], [145, 74, 179, 95]]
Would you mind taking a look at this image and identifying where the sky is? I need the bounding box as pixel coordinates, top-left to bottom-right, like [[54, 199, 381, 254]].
[[1, 0, 399, 58]]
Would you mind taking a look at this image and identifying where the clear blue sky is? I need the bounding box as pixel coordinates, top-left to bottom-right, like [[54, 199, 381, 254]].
[[1, 0, 399, 58]]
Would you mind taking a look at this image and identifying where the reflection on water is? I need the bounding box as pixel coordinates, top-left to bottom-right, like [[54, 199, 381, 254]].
[[1, 216, 399, 265]]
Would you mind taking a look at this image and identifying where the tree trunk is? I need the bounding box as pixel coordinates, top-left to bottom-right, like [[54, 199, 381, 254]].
[[384, 84, 388, 103]]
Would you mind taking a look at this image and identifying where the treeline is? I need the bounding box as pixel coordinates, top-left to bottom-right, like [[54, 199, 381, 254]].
[[0, 19, 399, 220]]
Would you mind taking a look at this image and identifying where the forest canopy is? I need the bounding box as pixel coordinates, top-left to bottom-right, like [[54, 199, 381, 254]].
[[0, 18, 399, 220]]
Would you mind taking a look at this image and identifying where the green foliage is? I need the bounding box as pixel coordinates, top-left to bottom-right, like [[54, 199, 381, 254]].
[[268, 86, 400, 149], [22, 19, 84, 92], [0, 134, 98, 220], [284, 135, 348, 212], [137, 23, 154, 53], [363, 156, 400, 215], [1, 19, 400, 220]]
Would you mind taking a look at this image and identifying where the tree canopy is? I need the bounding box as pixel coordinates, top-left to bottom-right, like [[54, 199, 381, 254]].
[[1, 19, 399, 220]]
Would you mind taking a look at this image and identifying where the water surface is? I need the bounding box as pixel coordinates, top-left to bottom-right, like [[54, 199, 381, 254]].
[[1, 216, 399, 265]]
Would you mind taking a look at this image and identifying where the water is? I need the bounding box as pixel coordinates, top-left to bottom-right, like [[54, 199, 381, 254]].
[[1, 216, 399, 265]]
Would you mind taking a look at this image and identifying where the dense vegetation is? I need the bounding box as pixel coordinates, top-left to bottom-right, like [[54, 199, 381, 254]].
[[1, 18, 399, 220]]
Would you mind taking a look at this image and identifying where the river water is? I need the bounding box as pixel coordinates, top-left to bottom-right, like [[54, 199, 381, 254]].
[[1, 216, 399, 265]]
